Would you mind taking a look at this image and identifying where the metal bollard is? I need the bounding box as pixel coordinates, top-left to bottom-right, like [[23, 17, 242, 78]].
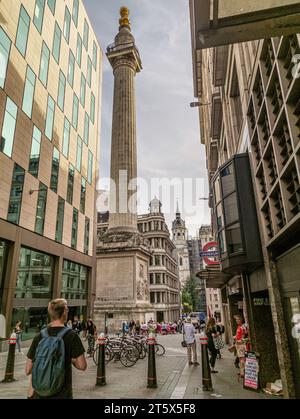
[[147, 334, 157, 388], [96, 335, 106, 387], [2, 334, 17, 383], [200, 335, 213, 391]]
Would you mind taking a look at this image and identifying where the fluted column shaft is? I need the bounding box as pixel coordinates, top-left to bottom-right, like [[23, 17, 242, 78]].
[[108, 59, 138, 233]]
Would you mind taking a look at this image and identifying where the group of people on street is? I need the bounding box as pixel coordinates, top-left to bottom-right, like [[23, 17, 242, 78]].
[[127, 319, 180, 336], [182, 314, 248, 379]]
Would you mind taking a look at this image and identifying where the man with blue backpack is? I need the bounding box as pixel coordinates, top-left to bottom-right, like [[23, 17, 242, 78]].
[[25, 298, 87, 399]]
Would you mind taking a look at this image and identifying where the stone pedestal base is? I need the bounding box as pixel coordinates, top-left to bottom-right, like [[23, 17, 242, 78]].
[[94, 232, 154, 332]]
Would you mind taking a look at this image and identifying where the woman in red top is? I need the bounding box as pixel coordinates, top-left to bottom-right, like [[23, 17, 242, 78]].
[[234, 315, 249, 379]]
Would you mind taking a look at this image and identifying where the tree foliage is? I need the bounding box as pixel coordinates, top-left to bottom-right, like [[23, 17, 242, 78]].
[[181, 276, 197, 312]]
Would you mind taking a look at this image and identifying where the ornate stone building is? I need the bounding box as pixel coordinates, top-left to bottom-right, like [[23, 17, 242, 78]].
[[139, 198, 180, 323], [172, 204, 191, 289]]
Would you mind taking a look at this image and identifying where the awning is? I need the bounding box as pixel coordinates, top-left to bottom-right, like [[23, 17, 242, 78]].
[[196, 265, 231, 288]]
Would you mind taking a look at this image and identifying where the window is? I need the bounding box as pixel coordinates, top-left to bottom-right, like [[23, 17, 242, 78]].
[[45, 95, 55, 140], [93, 41, 97, 70], [0, 28, 11, 89], [71, 208, 78, 249], [15, 248, 54, 299], [87, 56, 92, 87], [63, 6, 71, 43], [47, 0, 56, 15], [61, 260, 88, 300], [67, 50, 75, 87], [62, 118, 71, 158], [67, 165, 75, 205], [150, 293, 155, 304], [0, 97, 18, 158], [8, 164, 25, 225], [83, 113, 89, 145], [35, 183, 47, 235], [50, 147, 59, 193], [84, 217, 90, 254], [90, 92, 95, 124], [80, 74, 86, 107], [72, 94, 79, 129], [55, 197, 64, 243], [22, 66, 36, 118], [87, 150, 93, 184], [83, 19, 89, 50], [52, 22, 62, 64], [39, 42, 50, 87], [80, 177, 86, 213], [72, 0, 79, 27], [33, 0, 45, 34], [76, 136, 83, 172], [16, 6, 30, 57], [57, 71, 66, 111], [28, 126, 41, 178], [76, 34, 82, 66]]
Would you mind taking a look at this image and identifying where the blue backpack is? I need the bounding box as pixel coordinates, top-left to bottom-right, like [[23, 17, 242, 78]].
[[32, 327, 70, 397]]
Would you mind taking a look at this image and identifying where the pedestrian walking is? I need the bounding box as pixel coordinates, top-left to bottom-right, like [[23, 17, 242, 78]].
[[72, 317, 81, 335], [183, 317, 199, 366], [233, 315, 249, 379], [86, 319, 97, 356], [216, 321, 225, 358], [14, 321, 23, 354], [25, 298, 87, 399], [205, 318, 219, 373], [134, 320, 141, 335]]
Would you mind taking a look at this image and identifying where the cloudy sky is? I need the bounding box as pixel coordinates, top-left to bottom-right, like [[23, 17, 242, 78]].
[[83, 0, 211, 236]]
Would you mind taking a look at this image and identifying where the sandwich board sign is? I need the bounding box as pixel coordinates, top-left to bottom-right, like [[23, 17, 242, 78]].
[[243, 352, 260, 391], [0, 315, 6, 339]]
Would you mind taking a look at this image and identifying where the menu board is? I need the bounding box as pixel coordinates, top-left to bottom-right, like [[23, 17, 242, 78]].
[[243, 352, 259, 391]]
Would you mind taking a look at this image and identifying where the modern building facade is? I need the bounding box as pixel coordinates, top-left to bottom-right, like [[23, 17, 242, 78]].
[[190, 17, 300, 397], [97, 199, 181, 326], [172, 205, 190, 289], [0, 0, 102, 342]]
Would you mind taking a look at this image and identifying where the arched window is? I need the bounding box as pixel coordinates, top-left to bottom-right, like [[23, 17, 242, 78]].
[[180, 257, 183, 266]]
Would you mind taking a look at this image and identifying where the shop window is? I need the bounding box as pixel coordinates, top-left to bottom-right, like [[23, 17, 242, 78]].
[[15, 247, 53, 299], [61, 260, 87, 300]]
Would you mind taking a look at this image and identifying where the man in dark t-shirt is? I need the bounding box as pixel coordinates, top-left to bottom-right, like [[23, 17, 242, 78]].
[[26, 299, 86, 399]]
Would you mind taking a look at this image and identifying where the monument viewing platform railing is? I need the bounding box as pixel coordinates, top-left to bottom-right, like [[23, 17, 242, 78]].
[[107, 41, 141, 59]]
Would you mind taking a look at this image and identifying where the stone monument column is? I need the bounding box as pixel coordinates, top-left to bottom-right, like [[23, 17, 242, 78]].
[[95, 8, 153, 332], [107, 7, 142, 234]]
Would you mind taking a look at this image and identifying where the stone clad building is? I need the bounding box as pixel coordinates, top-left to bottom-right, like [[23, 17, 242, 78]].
[[190, 8, 300, 397], [0, 0, 102, 341], [172, 205, 191, 289], [139, 199, 180, 323]]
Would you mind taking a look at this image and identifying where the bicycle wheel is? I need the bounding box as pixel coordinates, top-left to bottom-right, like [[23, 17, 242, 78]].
[[93, 345, 112, 366], [155, 343, 165, 357], [120, 346, 139, 367]]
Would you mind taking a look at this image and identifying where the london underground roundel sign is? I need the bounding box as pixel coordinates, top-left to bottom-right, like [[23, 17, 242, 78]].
[[201, 242, 219, 266]]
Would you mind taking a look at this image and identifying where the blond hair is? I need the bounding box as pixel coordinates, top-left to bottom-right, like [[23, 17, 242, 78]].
[[205, 317, 216, 333], [48, 299, 68, 321]]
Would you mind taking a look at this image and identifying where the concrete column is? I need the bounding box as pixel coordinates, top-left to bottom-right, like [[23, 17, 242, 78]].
[[2, 230, 22, 335]]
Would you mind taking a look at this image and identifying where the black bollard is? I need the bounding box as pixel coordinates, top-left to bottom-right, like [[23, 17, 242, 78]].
[[2, 334, 17, 383], [147, 335, 157, 388], [200, 335, 213, 391], [96, 336, 106, 386]]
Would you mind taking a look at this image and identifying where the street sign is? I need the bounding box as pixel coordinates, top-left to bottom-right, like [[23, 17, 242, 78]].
[[200, 251, 219, 257], [202, 242, 219, 266]]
